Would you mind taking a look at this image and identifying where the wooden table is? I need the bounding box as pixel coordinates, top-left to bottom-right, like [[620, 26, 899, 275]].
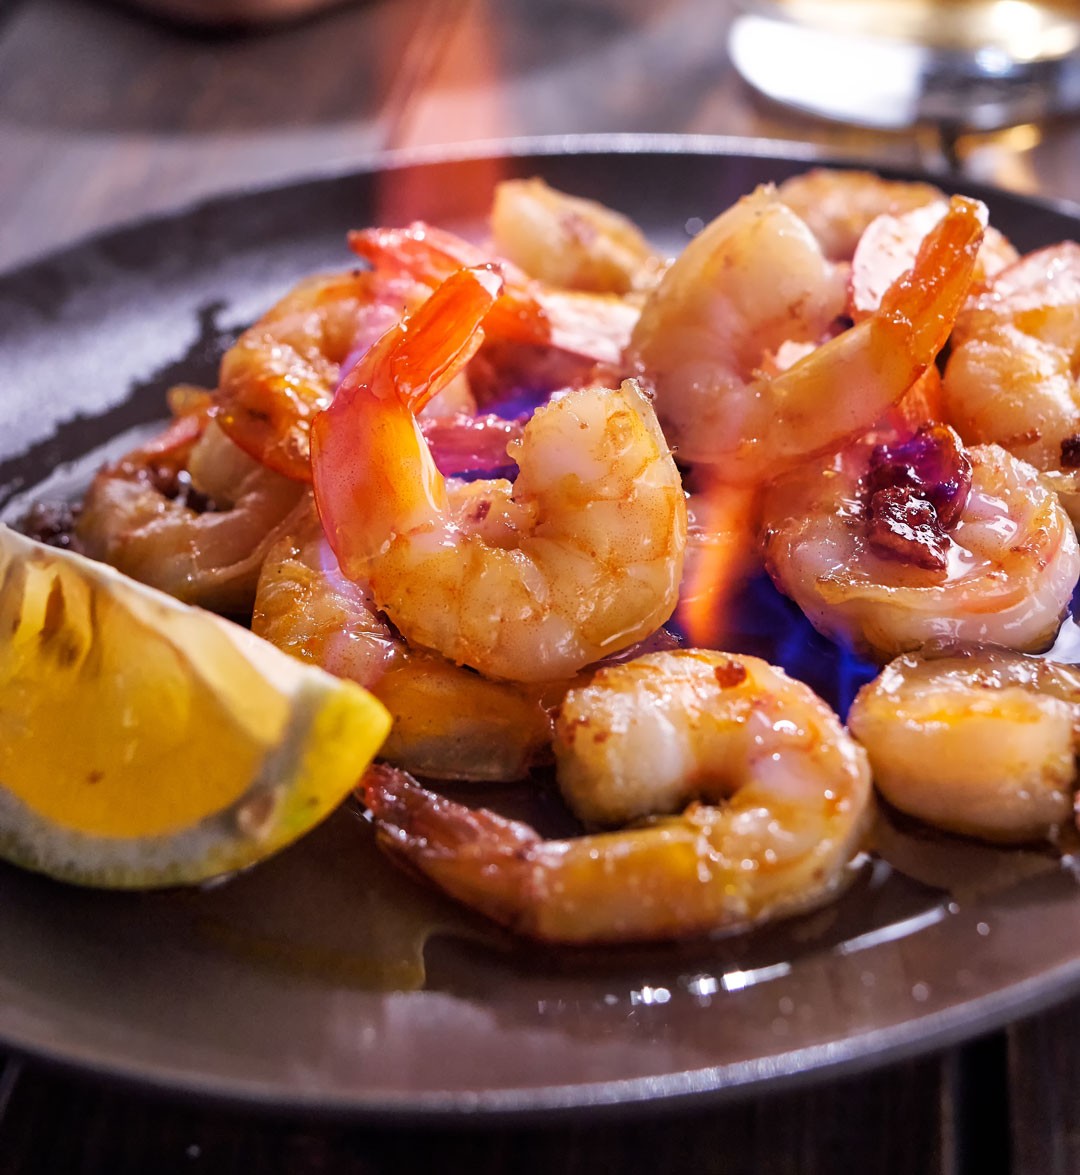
[[3, 1, 1080, 1170]]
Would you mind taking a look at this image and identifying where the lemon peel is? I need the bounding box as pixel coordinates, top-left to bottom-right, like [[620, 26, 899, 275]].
[[0, 523, 391, 887]]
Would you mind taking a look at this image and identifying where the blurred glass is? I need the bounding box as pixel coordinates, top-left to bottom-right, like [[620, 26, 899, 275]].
[[728, 1, 1080, 131]]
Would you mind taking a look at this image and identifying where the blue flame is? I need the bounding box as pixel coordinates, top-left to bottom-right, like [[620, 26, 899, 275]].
[[667, 572, 879, 719]]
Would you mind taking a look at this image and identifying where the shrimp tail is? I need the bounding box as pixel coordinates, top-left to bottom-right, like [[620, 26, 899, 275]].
[[876, 194, 987, 366], [350, 223, 550, 347], [767, 195, 988, 467], [354, 263, 504, 415], [312, 265, 503, 577], [112, 405, 210, 483], [360, 764, 541, 932], [362, 764, 537, 856]]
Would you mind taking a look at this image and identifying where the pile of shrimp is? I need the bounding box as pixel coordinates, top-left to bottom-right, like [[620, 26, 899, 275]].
[[64, 167, 1080, 945]]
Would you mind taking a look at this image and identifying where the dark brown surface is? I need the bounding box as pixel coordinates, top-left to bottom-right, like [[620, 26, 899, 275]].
[[4, 0, 1080, 1169], [0, 1048, 963, 1175]]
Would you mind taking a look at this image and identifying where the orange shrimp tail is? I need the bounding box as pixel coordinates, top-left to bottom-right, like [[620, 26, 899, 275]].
[[379, 265, 503, 414], [877, 195, 986, 366], [350, 222, 551, 348], [877, 365, 945, 438], [361, 764, 540, 859], [360, 765, 540, 932], [350, 223, 467, 287], [131, 406, 208, 463], [311, 266, 503, 579]]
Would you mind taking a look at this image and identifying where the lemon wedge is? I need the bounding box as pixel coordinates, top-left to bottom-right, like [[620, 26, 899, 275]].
[[0, 523, 391, 888]]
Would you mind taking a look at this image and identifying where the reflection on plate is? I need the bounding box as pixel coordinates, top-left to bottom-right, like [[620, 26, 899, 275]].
[[3, 136, 1080, 1120]]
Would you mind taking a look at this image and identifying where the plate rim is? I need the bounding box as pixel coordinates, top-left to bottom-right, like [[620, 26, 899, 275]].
[[6, 130, 1080, 284], [8, 949, 1080, 1126]]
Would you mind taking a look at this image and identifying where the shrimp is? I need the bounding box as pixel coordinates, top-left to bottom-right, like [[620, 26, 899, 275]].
[[777, 168, 947, 261], [252, 494, 398, 685], [626, 188, 986, 481], [489, 177, 665, 295], [74, 400, 303, 614], [252, 495, 563, 781], [216, 263, 534, 485], [214, 268, 434, 482], [761, 425, 1080, 661], [848, 645, 1080, 843], [311, 266, 687, 683], [349, 222, 639, 367], [361, 650, 872, 944], [941, 242, 1080, 523], [850, 201, 1018, 321], [216, 223, 635, 484]]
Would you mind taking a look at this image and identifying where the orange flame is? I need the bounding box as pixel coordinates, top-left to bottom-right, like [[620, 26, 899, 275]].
[[677, 475, 761, 649], [374, 0, 511, 230]]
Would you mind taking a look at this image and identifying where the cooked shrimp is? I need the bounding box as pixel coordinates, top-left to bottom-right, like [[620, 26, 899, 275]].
[[361, 650, 872, 943], [253, 495, 562, 781], [627, 188, 986, 480], [490, 177, 665, 295], [311, 266, 687, 683], [850, 201, 1018, 321], [373, 661, 566, 782], [848, 645, 1080, 842], [214, 268, 433, 482], [777, 168, 946, 261], [761, 425, 1080, 661], [942, 242, 1080, 523], [252, 494, 398, 685], [349, 222, 639, 367], [75, 402, 303, 614], [217, 224, 635, 484], [216, 262, 529, 486]]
